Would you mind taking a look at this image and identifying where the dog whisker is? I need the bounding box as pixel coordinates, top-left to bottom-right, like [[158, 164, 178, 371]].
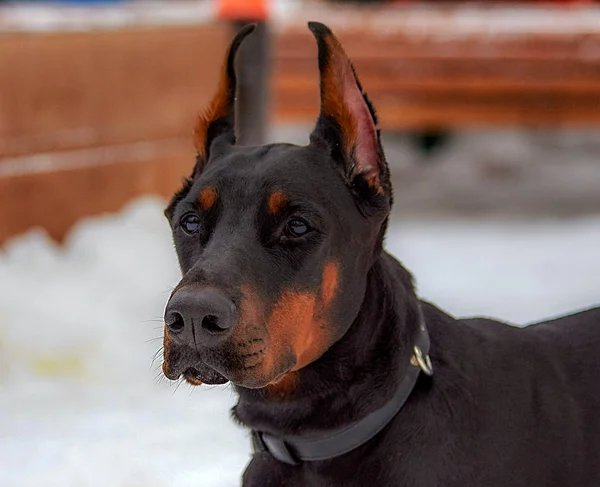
[[150, 347, 164, 369], [172, 378, 185, 395]]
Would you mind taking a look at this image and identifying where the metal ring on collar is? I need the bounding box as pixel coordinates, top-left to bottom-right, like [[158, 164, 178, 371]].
[[411, 345, 433, 376]]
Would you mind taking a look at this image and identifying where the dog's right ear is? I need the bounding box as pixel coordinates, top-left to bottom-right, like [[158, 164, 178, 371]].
[[307, 22, 391, 204], [191, 24, 256, 178]]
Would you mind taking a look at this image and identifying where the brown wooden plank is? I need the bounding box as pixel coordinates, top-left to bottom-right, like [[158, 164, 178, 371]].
[[275, 73, 600, 96], [275, 58, 600, 85], [0, 138, 195, 245], [276, 32, 600, 62], [0, 24, 231, 158], [275, 94, 600, 129]]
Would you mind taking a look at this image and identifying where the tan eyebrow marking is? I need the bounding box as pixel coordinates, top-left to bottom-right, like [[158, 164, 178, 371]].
[[268, 191, 287, 215], [198, 188, 218, 211]]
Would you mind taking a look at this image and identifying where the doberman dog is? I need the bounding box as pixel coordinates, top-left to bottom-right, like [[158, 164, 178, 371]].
[[161, 22, 600, 486]]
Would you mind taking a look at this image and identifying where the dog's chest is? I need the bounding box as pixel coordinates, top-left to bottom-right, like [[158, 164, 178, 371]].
[[242, 451, 400, 487]]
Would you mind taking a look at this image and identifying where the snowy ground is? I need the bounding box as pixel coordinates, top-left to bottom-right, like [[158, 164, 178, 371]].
[[1, 197, 599, 487]]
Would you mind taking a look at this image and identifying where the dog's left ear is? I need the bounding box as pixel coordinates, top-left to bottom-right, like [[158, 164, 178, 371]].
[[165, 25, 254, 222], [192, 24, 256, 177], [308, 22, 390, 201]]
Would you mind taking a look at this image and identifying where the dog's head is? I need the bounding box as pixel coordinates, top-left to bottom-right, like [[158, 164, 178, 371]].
[[162, 22, 392, 390]]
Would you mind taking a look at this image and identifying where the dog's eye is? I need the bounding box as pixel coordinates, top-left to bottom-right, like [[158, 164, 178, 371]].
[[284, 218, 310, 238], [180, 213, 200, 235]]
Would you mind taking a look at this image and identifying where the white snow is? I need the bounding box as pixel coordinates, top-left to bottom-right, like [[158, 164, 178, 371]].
[[1, 196, 599, 486]]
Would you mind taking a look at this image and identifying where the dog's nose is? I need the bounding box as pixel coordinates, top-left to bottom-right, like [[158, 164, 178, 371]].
[[164, 287, 236, 346]]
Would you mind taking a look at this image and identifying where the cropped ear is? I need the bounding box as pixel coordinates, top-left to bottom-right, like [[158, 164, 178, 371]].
[[307, 22, 390, 200], [192, 24, 256, 177]]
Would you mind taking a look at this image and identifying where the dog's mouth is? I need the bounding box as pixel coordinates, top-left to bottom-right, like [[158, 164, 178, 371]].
[[162, 353, 229, 386], [162, 342, 295, 388], [162, 354, 269, 387], [173, 360, 272, 388], [182, 364, 228, 386]]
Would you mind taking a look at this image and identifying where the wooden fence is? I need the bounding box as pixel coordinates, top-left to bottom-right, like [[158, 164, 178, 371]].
[[273, 4, 600, 128], [0, 23, 230, 243], [2, 4, 600, 244]]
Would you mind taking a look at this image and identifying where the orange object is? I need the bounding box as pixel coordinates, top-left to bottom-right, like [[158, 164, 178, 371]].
[[217, 0, 269, 21]]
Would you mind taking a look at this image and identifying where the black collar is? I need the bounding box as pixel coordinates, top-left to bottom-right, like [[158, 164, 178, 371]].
[[251, 320, 433, 465]]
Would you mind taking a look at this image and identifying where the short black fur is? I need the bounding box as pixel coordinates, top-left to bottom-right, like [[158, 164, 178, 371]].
[[161, 22, 600, 487]]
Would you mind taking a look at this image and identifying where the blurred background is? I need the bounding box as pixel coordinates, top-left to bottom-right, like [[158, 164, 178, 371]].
[[1, 0, 600, 485]]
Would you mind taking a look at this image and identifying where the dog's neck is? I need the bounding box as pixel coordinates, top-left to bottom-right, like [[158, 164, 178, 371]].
[[232, 252, 423, 436]]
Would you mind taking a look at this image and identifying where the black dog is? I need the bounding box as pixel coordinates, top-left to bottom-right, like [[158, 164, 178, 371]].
[[162, 22, 600, 486]]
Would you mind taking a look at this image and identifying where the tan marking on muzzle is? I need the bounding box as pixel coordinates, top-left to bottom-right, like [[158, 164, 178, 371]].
[[231, 263, 339, 397], [264, 371, 299, 401], [321, 262, 339, 307], [185, 375, 203, 386], [266, 261, 340, 379], [269, 292, 319, 372]]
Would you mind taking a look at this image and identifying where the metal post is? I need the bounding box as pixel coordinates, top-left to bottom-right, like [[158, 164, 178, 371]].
[[233, 20, 270, 146]]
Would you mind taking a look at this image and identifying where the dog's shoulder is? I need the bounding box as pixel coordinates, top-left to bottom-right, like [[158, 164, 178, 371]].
[[523, 305, 600, 378], [526, 305, 600, 333], [421, 301, 600, 386], [422, 300, 600, 344], [419, 300, 521, 348]]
